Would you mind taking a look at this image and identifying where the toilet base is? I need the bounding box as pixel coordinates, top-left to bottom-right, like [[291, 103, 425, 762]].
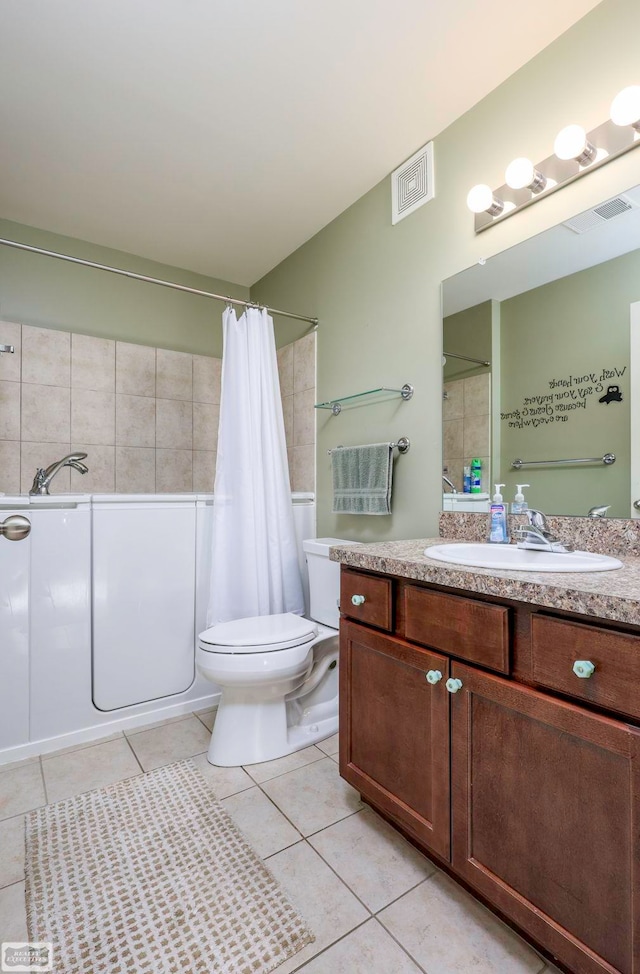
[[207, 705, 338, 767], [206, 645, 339, 767]]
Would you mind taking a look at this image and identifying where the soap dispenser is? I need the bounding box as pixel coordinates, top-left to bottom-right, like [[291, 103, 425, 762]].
[[512, 484, 530, 515], [489, 484, 510, 544]]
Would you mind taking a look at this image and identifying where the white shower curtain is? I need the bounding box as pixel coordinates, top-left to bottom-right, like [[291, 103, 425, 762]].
[[206, 306, 305, 626]]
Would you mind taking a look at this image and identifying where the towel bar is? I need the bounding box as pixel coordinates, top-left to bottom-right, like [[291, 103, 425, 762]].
[[328, 437, 410, 455]]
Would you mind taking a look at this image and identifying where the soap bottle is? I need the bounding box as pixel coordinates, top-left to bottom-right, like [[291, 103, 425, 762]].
[[489, 484, 510, 544], [511, 484, 530, 515], [463, 466, 471, 493], [470, 458, 482, 494]]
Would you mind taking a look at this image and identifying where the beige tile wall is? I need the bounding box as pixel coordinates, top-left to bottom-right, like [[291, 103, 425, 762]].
[[442, 373, 491, 493], [277, 332, 316, 492], [0, 320, 221, 494], [0, 320, 315, 495]]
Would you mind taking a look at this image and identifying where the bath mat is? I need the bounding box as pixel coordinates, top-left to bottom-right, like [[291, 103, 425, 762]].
[[25, 760, 313, 974]]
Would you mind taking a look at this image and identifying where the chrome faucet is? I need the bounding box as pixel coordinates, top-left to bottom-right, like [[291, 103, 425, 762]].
[[515, 509, 573, 553], [588, 504, 610, 517], [442, 475, 457, 494], [30, 452, 89, 495]]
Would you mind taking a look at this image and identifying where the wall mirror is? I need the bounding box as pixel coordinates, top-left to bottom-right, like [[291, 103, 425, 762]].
[[441, 182, 640, 518]]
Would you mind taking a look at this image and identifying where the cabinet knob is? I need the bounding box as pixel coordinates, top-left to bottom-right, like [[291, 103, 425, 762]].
[[351, 594, 366, 606], [446, 677, 463, 694], [572, 660, 595, 679], [426, 669, 442, 685]]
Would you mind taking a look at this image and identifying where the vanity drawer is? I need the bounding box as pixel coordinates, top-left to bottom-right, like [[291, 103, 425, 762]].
[[531, 614, 640, 721], [404, 586, 510, 674], [340, 568, 393, 631]]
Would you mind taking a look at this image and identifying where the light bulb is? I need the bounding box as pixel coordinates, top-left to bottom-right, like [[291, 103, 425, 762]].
[[610, 85, 640, 130], [553, 125, 597, 166], [505, 157, 547, 193], [466, 184, 504, 216]]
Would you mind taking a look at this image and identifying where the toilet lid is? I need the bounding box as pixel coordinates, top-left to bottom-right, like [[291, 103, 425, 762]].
[[199, 612, 318, 654]]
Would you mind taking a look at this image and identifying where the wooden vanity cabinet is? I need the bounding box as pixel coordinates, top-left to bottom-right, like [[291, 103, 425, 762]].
[[340, 620, 451, 858], [339, 567, 640, 974]]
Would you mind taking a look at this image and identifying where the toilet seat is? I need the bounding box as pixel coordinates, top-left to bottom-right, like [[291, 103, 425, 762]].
[[199, 612, 318, 654]]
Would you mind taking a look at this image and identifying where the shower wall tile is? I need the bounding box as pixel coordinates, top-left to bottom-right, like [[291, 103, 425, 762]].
[[293, 388, 315, 447], [21, 384, 70, 443], [193, 450, 216, 492], [291, 444, 315, 493], [71, 390, 115, 445], [156, 349, 192, 401], [156, 449, 193, 492], [193, 355, 221, 405], [193, 402, 219, 452], [116, 394, 156, 448], [20, 441, 71, 494], [115, 447, 156, 493], [4, 321, 313, 495], [443, 380, 463, 421], [0, 381, 21, 440], [463, 412, 490, 459], [0, 440, 20, 494], [22, 325, 70, 387], [156, 399, 193, 450], [277, 343, 294, 398], [116, 342, 156, 397], [282, 394, 294, 447], [0, 322, 21, 382], [293, 332, 315, 394], [70, 444, 115, 493], [71, 334, 115, 392]]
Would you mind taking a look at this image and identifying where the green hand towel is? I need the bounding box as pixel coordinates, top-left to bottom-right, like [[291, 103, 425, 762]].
[[332, 443, 394, 515]]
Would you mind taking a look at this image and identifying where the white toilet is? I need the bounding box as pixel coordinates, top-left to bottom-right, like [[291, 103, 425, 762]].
[[196, 538, 353, 767]]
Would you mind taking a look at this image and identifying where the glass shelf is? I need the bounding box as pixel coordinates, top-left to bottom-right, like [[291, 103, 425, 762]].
[[315, 383, 413, 415]]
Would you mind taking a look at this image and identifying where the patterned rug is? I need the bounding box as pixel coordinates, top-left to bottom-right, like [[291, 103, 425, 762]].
[[25, 760, 314, 974]]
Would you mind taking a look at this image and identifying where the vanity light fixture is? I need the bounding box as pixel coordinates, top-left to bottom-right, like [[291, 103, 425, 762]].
[[466, 184, 504, 216], [553, 125, 598, 166], [610, 85, 640, 132], [504, 157, 547, 193], [468, 83, 640, 232]]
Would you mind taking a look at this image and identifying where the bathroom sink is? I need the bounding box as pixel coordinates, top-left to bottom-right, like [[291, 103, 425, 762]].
[[424, 543, 622, 573]]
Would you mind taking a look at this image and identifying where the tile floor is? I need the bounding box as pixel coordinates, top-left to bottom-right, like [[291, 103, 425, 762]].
[[0, 711, 562, 974]]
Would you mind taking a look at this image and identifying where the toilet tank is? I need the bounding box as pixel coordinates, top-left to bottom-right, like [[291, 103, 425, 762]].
[[303, 538, 356, 628]]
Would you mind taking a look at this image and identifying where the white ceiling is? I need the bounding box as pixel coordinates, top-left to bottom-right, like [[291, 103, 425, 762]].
[[0, 0, 602, 286]]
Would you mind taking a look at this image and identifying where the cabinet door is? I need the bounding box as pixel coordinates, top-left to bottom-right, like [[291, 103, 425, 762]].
[[340, 620, 450, 859], [450, 661, 640, 974]]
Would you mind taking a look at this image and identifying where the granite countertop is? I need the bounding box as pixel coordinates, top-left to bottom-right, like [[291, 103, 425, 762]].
[[330, 538, 640, 626]]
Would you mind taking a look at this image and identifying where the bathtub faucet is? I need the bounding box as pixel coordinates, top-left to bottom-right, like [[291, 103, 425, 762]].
[[30, 452, 89, 495]]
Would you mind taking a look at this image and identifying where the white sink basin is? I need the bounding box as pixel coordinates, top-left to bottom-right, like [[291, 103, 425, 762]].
[[425, 543, 622, 573]]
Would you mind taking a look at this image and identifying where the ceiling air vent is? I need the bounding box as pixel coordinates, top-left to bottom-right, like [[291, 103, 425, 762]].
[[563, 195, 634, 234], [391, 142, 435, 225]]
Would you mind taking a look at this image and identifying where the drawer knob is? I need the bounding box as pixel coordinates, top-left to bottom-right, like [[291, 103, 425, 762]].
[[446, 677, 463, 694], [351, 594, 366, 606], [426, 669, 442, 685], [573, 660, 596, 679]]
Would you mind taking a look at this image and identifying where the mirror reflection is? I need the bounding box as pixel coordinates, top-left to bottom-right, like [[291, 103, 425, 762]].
[[442, 183, 640, 518]]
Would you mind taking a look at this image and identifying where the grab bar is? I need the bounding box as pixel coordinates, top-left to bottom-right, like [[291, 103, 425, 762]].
[[328, 436, 410, 455], [443, 351, 490, 367], [512, 453, 616, 469]]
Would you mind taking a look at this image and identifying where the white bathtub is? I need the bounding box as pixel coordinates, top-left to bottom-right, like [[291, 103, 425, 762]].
[[0, 492, 314, 765]]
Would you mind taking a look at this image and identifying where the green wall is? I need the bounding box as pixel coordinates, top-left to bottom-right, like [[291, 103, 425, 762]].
[[251, 0, 640, 540], [0, 219, 249, 357], [498, 248, 640, 516], [443, 302, 492, 381]]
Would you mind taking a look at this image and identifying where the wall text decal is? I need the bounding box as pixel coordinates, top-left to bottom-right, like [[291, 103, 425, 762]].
[[501, 366, 626, 429]]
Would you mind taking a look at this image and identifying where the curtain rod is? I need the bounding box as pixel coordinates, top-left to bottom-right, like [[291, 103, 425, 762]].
[[0, 237, 318, 326]]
